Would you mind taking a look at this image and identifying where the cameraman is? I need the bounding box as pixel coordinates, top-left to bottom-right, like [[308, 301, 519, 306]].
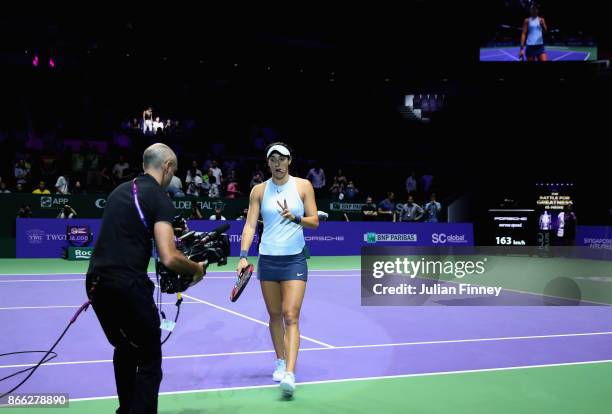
[[85, 143, 206, 414]]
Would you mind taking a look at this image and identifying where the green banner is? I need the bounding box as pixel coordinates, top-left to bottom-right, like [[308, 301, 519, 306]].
[[63, 246, 95, 261], [0, 194, 250, 257], [327, 200, 367, 221], [0, 194, 249, 219], [0, 194, 366, 257]]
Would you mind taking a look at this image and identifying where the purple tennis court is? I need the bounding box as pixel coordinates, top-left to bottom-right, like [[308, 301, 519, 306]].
[[2, 260, 612, 412], [480, 46, 597, 61]]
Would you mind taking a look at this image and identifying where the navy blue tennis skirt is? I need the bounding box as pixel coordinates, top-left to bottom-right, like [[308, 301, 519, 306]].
[[526, 44, 546, 58], [257, 252, 308, 282]]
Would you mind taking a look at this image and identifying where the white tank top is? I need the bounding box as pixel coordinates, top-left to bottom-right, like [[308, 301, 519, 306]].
[[527, 17, 544, 46], [259, 176, 305, 255]]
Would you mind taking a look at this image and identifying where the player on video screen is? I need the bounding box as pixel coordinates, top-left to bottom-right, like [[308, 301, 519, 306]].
[[519, 4, 548, 61]]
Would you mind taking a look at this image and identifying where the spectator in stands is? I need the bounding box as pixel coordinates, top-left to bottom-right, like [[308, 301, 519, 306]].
[[167, 175, 185, 197], [112, 155, 130, 183], [253, 164, 265, 181], [200, 169, 211, 193], [57, 204, 77, 219], [236, 208, 249, 221], [71, 148, 86, 185], [15, 183, 25, 193], [14, 159, 28, 186], [210, 160, 223, 192], [406, 172, 417, 195], [72, 180, 84, 195], [361, 196, 378, 221], [189, 203, 203, 220], [0, 182, 10, 193], [153, 117, 164, 134], [85, 146, 102, 191], [186, 161, 203, 183], [202, 155, 214, 172], [226, 169, 237, 184], [344, 180, 359, 200], [55, 172, 70, 195], [334, 169, 348, 187], [306, 163, 326, 196], [329, 178, 344, 200], [143, 106, 154, 134], [208, 175, 220, 198], [17, 204, 32, 218], [23, 153, 33, 176], [398, 195, 424, 222], [226, 180, 241, 199], [424, 193, 442, 223], [130, 118, 140, 130], [318, 210, 331, 221], [40, 154, 58, 182], [378, 192, 396, 222], [32, 181, 51, 195], [250, 171, 264, 188], [185, 169, 203, 197], [209, 206, 226, 220], [99, 160, 115, 193]]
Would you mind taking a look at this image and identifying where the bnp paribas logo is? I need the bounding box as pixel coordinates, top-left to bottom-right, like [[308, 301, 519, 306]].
[[365, 232, 377, 244], [363, 233, 418, 243]]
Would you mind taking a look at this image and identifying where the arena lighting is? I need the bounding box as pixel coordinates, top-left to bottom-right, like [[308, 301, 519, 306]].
[[48, 58, 55, 69], [32, 55, 39, 67]]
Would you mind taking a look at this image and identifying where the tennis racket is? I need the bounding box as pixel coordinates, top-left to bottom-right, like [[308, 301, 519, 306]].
[[230, 264, 254, 302]]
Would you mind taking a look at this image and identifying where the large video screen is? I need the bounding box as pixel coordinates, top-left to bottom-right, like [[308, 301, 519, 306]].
[[480, 1, 597, 62]]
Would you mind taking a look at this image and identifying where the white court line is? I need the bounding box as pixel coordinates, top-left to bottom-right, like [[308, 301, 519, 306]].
[[0, 302, 200, 311], [2, 330, 611, 370], [553, 51, 574, 61], [481, 54, 508, 59], [585, 52, 591, 61], [178, 291, 335, 349], [498, 49, 519, 61], [0, 279, 85, 283], [67, 358, 612, 402]]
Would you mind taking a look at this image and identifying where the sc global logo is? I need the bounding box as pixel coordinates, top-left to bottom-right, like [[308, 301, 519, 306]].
[[431, 233, 467, 244]]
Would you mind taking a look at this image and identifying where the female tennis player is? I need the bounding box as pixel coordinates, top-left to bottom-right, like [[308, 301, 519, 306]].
[[237, 142, 319, 398], [519, 4, 548, 62]]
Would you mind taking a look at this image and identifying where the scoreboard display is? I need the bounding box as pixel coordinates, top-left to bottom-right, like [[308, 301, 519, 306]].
[[488, 209, 536, 246]]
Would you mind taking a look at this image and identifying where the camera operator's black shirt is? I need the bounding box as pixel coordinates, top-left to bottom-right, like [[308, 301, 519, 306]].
[[87, 173, 175, 283]]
